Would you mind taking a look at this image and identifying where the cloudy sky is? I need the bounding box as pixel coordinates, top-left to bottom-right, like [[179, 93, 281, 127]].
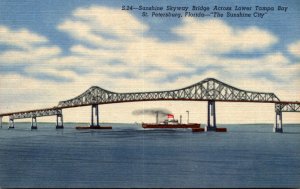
[[0, 0, 299, 124]]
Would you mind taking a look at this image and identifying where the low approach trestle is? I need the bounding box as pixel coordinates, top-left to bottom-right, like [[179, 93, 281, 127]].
[[1, 105, 102, 129], [2, 108, 64, 129]]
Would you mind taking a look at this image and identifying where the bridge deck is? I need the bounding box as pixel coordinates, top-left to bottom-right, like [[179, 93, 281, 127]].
[[0, 78, 299, 118], [0, 100, 299, 118]]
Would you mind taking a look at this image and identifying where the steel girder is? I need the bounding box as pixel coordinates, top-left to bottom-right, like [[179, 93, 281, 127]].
[[57, 78, 280, 108], [275, 103, 300, 112], [9, 108, 62, 120]]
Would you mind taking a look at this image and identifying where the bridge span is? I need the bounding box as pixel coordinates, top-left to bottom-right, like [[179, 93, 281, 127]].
[[0, 78, 299, 132]]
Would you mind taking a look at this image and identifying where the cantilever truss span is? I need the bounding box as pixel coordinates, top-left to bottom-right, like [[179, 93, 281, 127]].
[[57, 78, 280, 108], [1, 78, 298, 124], [276, 102, 300, 112]]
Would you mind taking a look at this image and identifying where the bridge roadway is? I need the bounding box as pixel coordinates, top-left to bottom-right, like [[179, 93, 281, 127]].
[[0, 78, 299, 132]]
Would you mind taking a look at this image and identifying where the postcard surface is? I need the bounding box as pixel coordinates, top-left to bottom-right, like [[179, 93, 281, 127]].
[[0, 0, 299, 188]]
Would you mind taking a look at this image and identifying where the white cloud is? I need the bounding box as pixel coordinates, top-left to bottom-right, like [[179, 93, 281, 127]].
[[24, 66, 79, 81], [0, 74, 57, 111], [58, 6, 148, 48], [173, 19, 278, 53], [0, 5, 299, 124], [0, 26, 75, 81], [288, 40, 300, 57], [73, 6, 147, 37], [70, 45, 121, 60], [222, 52, 300, 82], [56, 7, 280, 81], [0, 46, 61, 64], [0, 26, 48, 49]]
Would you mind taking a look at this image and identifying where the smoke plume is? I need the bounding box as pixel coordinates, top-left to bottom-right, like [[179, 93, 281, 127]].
[[132, 108, 172, 120]]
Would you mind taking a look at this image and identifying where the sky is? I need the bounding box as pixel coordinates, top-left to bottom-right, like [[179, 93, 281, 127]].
[[0, 0, 299, 124]]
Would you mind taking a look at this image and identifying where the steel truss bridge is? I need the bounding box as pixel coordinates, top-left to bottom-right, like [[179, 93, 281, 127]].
[[0, 78, 299, 132]]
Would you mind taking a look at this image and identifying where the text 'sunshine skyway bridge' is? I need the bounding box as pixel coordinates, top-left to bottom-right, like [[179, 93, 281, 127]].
[[0, 78, 299, 132]]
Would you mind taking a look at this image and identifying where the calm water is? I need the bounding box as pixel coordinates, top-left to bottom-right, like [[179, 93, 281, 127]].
[[0, 123, 299, 188]]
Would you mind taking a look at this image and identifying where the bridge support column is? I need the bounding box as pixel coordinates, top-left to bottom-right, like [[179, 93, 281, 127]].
[[56, 114, 64, 129], [90, 104, 100, 127], [206, 100, 217, 131], [0, 116, 2, 128], [274, 110, 283, 133], [9, 118, 14, 129], [31, 117, 37, 130]]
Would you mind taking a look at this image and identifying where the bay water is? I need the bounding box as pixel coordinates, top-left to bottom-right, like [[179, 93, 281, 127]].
[[0, 123, 299, 188]]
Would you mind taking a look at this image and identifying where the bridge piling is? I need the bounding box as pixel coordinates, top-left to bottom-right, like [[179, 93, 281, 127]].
[[56, 114, 64, 129], [31, 117, 37, 130], [0, 116, 2, 128], [274, 110, 283, 133], [9, 118, 14, 129], [206, 100, 217, 131], [91, 105, 93, 126], [90, 104, 99, 127]]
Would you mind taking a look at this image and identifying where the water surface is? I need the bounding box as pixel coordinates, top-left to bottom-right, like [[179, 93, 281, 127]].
[[0, 123, 299, 188]]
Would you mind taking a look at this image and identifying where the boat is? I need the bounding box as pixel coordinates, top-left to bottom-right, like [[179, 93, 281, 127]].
[[142, 113, 201, 129]]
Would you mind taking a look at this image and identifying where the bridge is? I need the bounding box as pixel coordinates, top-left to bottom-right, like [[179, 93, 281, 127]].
[[0, 78, 299, 132]]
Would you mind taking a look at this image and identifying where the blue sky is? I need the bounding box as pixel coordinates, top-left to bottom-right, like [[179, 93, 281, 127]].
[[1, 0, 299, 49], [0, 0, 299, 123]]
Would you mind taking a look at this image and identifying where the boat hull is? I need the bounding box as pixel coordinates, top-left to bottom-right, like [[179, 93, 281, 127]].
[[76, 126, 112, 130], [216, 128, 227, 132], [142, 123, 200, 129], [192, 128, 205, 132]]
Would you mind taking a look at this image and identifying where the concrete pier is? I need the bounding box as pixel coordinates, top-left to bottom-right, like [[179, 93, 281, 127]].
[[206, 100, 217, 131], [274, 110, 283, 133], [56, 114, 64, 129], [31, 117, 37, 129], [90, 104, 100, 127], [9, 118, 14, 129]]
